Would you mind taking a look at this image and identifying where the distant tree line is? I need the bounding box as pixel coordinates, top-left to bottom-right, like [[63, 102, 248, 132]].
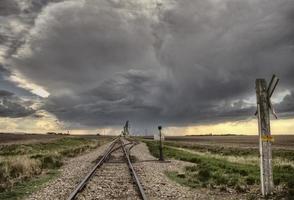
[[46, 132, 70, 135]]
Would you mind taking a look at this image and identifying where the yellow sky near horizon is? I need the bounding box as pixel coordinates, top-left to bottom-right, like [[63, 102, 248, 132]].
[[0, 115, 294, 136], [167, 118, 294, 136]]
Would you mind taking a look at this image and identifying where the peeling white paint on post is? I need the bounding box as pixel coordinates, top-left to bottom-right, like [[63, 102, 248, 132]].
[[255, 75, 279, 196]]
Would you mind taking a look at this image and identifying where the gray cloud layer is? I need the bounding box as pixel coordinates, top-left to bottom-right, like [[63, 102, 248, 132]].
[[0, 89, 35, 117], [1, 0, 294, 128]]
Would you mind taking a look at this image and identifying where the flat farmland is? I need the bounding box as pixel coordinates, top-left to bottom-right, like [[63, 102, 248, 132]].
[[0, 133, 113, 145], [143, 135, 294, 149], [0, 133, 63, 145], [141, 135, 294, 199]]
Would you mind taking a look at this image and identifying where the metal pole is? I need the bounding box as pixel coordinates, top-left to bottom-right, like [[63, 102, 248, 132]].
[[256, 79, 274, 196], [158, 126, 164, 161]]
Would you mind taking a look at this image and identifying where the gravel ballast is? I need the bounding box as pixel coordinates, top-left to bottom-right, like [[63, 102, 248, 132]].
[[27, 140, 248, 200], [76, 142, 141, 200], [26, 143, 110, 200]]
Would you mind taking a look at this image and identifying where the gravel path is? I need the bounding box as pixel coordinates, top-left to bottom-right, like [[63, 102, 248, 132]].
[[26, 142, 111, 200], [131, 142, 248, 200]]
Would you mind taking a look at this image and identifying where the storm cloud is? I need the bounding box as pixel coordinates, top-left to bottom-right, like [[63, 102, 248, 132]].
[[1, 0, 294, 129], [0, 89, 35, 117]]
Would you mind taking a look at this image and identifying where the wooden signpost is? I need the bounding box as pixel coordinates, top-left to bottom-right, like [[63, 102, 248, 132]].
[[255, 75, 279, 196]]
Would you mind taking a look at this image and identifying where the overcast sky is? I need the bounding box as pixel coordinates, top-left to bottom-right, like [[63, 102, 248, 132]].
[[0, 0, 294, 134]]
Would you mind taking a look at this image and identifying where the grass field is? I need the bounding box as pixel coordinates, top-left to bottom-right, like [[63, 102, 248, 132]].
[[0, 134, 112, 200], [142, 136, 294, 199], [0, 133, 62, 145], [141, 135, 294, 149]]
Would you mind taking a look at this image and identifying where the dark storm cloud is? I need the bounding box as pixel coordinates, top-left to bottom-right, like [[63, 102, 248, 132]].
[[0, 0, 67, 60], [2, 0, 294, 128], [11, 0, 157, 94], [0, 89, 35, 117], [0, 0, 20, 16], [44, 70, 168, 126], [0, 0, 62, 119], [0, 90, 13, 97], [276, 91, 294, 118], [0, 64, 33, 96]]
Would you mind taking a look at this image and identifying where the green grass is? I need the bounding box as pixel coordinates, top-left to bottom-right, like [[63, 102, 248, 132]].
[[0, 170, 59, 200], [144, 140, 294, 197], [0, 137, 98, 156], [0, 136, 110, 200], [163, 141, 294, 162]]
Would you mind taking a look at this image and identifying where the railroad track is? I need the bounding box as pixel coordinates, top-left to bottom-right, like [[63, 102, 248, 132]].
[[67, 137, 147, 200]]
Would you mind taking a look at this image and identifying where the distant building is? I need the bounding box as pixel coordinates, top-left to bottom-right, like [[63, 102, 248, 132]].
[[154, 133, 165, 141]]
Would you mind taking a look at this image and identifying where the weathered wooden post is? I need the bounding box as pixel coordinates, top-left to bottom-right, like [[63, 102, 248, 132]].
[[255, 75, 279, 196], [158, 126, 164, 161]]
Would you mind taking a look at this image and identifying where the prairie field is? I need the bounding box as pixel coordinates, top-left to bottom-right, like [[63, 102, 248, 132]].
[[143, 135, 294, 149], [0, 133, 63, 145], [141, 135, 294, 199], [1, 134, 293, 199], [0, 133, 112, 200]]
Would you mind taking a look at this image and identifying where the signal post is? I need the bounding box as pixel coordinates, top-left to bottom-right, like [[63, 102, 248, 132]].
[[158, 126, 164, 161]]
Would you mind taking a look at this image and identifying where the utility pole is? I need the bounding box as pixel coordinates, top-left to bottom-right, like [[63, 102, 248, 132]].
[[255, 75, 279, 196], [158, 126, 164, 161]]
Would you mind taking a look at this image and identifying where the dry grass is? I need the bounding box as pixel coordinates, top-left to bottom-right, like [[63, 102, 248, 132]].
[[0, 156, 42, 191], [156, 135, 294, 149], [143, 140, 294, 198], [172, 146, 294, 168], [0, 136, 112, 199], [0, 133, 62, 145]]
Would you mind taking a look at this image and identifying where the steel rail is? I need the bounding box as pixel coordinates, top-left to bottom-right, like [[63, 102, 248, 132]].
[[67, 137, 120, 200], [120, 139, 148, 200], [108, 142, 133, 155]]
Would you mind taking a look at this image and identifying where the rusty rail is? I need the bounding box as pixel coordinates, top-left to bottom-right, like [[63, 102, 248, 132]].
[[120, 139, 148, 200], [67, 137, 119, 200], [67, 137, 147, 200]]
